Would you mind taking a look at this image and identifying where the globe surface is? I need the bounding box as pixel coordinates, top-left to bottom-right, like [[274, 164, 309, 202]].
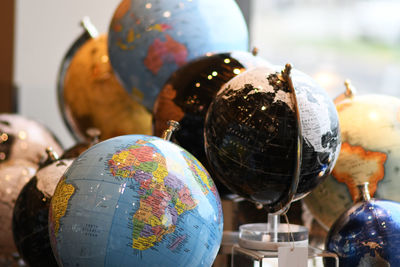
[[204, 66, 340, 213], [325, 199, 400, 267], [153, 51, 270, 195], [12, 159, 72, 267], [108, 0, 249, 110], [0, 114, 63, 165], [304, 94, 400, 229], [49, 135, 223, 267], [0, 159, 37, 260], [59, 34, 152, 142]]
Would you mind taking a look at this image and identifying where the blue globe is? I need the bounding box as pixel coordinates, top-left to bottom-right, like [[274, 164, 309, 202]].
[[108, 0, 249, 110], [48, 135, 223, 267], [325, 199, 400, 266]]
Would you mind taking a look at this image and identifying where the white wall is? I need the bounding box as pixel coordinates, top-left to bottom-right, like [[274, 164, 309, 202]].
[[15, 0, 120, 148]]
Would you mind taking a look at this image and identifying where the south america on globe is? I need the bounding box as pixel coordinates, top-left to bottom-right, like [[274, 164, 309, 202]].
[[304, 84, 400, 229], [49, 135, 223, 267], [204, 65, 340, 213], [108, 0, 249, 110]]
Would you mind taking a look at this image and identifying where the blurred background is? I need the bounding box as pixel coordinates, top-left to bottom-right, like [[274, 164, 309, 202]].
[[1, 0, 399, 148]]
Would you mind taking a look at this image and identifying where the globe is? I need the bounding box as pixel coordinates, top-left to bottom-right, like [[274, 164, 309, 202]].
[[59, 33, 152, 142], [0, 159, 37, 262], [108, 0, 249, 110], [204, 65, 340, 213], [304, 93, 400, 229], [153, 51, 271, 195], [12, 158, 73, 267], [325, 198, 400, 266], [49, 135, 223, 266], [0, 113, 63, 165]]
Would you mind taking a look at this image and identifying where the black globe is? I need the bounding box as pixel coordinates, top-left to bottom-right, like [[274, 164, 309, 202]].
[[153, 51, 270, 195], [204, 65, 340, 213], [12, 159, 72, 267]]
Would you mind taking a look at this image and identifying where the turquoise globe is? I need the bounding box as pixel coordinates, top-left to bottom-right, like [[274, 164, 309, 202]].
[[108, 0, 249, 110], [48, 135, 223, 267]]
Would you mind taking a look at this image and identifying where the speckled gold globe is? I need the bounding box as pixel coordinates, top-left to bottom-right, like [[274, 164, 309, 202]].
[[59, 34, 152, 142]]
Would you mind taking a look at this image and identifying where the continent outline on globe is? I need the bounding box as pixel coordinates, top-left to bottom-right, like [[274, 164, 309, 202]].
[[49, 135, 223, 267]]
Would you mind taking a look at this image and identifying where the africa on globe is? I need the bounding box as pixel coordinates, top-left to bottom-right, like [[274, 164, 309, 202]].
[[49, 135, 223, 267]]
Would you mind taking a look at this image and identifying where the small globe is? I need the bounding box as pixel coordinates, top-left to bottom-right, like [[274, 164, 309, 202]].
[[304, 93, 400, 229], [12, 158, 73, 267], [108, 0, 249, 110], [59, 33, 152, 142], [325, 198, 400, 266], [0, 114, 63, 165], [49, 135, 223, 266], [153, 51, 270, 195], [0, 159, 37, 260], [204, 66, 340, 213]]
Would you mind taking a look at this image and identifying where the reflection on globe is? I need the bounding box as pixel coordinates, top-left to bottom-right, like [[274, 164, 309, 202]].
[[12, 158, 73, 267], [325, 195, 400, 266], [153, 51, 271, 195], [0, 114, 63, 165], [49, 135, 223, 266], [204, 65, 340, 213], [108, 0, 249, 110], [304, 91, 400, 229], [60, 34, 152, 142], [0, 159, 37, 261]]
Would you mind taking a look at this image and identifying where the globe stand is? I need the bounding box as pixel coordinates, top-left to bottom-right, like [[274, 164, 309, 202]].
[[238, 214, 309, 251], [234, 64, 308, 251], [224, 64, 339, 266]]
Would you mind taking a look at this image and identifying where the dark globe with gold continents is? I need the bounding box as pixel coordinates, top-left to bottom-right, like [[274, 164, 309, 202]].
[[153, 51, 270, 194], [204, 65, 341, 213]]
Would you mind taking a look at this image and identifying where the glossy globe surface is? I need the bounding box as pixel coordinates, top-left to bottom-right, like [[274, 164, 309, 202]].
[[153, 52, 269, 161], [304, 94, 400, 229], [108, 0, 249, 110], [49, 135, 223, 267], [59, 34, 152, 142], [204, 66, 340, 213], [153, 51, 270, 194], [0, 114, 63, 165], [325, 199, 400, 266], [0, 159, 37, 261], [12, 159, 73, 267]]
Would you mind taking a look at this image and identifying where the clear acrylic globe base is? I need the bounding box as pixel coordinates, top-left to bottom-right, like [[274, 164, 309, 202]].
[[238, 216, 308, 251], [226, 213, 339, 267]]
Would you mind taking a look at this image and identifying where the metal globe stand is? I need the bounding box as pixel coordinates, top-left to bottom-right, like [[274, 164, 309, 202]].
[[222, 64, 339, 267]]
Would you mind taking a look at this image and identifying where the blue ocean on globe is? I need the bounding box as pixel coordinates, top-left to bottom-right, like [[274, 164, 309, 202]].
[[48, 135, 223, 267], [325, 199, 400, 267], [108, 0, 249, 110]]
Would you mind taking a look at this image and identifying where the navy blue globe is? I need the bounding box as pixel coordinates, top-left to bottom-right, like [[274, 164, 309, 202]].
[[325, 199, 400, 266]]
